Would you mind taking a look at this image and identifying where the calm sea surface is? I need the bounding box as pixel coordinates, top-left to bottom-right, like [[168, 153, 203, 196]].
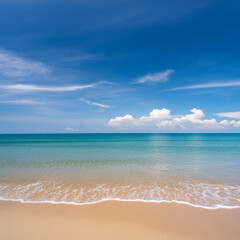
[[0, 134, 239, 208]]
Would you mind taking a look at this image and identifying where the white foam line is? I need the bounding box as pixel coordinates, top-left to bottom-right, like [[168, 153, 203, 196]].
[[0, 197, 240, 210]]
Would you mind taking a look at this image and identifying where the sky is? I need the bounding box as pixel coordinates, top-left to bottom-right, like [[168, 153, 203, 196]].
[[0, 0, 240, 133]]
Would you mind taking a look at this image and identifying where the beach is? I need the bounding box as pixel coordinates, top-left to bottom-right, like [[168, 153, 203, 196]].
[[1, 134, 240, 239], [1, 200, 240, 240], [1, 0, 240, 238], [1, 134, 240, 209]]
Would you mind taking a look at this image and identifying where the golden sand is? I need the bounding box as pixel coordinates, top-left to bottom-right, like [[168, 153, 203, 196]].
[[0, 200, 239, 240]]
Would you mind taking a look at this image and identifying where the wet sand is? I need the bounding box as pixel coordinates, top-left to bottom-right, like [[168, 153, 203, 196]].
[[0, 200, 239, 240]]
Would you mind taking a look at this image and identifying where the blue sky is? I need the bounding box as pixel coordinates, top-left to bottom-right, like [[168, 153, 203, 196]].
[[0, 0, 240, 133]]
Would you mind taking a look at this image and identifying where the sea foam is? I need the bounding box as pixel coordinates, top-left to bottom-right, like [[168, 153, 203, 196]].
[[0, 180, 239, 209]]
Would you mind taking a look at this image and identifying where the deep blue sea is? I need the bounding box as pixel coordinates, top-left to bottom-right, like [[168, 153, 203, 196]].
[[0, 134, 239, 208]]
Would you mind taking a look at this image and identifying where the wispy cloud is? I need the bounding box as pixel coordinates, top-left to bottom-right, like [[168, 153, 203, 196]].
[[134, 69, 174, 84], [0, 84, 96, 92], [215, 111, 240, 119], [0, 49, 50, 77], [79, 98, 111, 108], [0, 99, 44, 104], [167, 81, 240, 91]]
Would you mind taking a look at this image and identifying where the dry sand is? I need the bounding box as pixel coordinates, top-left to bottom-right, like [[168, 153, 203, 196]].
[[0, 200, 240, 240]]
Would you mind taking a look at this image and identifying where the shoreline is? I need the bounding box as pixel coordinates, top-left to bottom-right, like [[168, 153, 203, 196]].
[[1, 200, 240, 240], [1, 197, 240, 210]]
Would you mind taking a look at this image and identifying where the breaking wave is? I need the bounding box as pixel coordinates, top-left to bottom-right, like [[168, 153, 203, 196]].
[[0, 180, 239, 209]]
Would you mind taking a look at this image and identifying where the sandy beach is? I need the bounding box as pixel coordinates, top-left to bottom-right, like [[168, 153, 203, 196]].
[[0, 200, 239, 240]]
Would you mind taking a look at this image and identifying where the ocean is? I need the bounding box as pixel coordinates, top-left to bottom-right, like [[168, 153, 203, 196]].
[[0, 133, 239, 208]]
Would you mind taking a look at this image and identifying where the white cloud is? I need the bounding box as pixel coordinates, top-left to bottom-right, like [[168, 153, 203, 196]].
[[65, 127, 78, 132], [108, 108, 171, 128], [0, 84, 96, 92], [168, 80, 240, 91], [157, 108, 240, 130], [108, 114, 134, 127], [108, 108, 240, 130], [79, 99, 111, 108], [138, 108, 171, 123], [135, 69, 174, 84], [0, 49, 50, 77], [215, 111, 240, 119], [0, 99, 43, 104], [218, 120, 240, 128]]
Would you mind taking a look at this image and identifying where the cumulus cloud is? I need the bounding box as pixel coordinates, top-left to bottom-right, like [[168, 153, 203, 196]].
[[65, 127, 78, 132], [138, 108, 171, 122], [215, 111, 240, 119], [0, 49, 50, 77], [157, 108, 240, 129], [0, 84, 96, 92], [134, 69, 174, 84], [167, 81, 240, 91], [108, 114, 134, 127], [108, 108, 171, 128], [218, 120, 240, 128], [108, 108, 240, 130], [157, 108, 213, 129], [79, 99, 111, 108]]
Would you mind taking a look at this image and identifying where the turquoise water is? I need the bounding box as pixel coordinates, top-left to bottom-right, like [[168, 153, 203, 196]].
[[0, 134, 240, 208]]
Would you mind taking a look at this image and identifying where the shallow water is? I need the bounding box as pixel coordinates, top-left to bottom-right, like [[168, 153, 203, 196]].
[[0, 133, 239, 208]]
